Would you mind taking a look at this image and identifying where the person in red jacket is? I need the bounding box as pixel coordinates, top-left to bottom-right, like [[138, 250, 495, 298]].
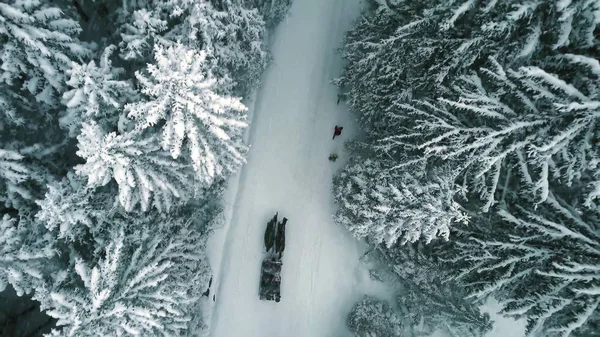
[[332, 125, 343, 139]]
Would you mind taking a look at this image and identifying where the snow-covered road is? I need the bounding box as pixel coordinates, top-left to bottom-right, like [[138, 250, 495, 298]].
[[205, 0, 389, 336]]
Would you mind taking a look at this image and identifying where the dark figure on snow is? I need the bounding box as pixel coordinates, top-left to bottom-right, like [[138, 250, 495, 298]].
[[332, 125, 343, 139]]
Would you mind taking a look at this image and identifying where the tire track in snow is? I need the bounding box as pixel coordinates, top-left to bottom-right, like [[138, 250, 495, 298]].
[[233, 73, 280, 299], [301, 1, 345, 334], [306, 1, 349, 334]]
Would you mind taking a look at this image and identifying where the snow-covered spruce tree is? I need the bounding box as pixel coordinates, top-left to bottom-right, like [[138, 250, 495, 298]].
[[35, 171, 114, 243], [243, 0, 293, 27], [113, 0, 270, 96], [0, 213, 57, 298], [445, 194, 600, 337], [0, 0, 92, 212], [347, 296, 402, 337], [177, 0, 269, 96], [45, 214, 212, 337], [61, 45, 137, 137], [378, 56, 600, 209], [75, 121, 197, 212], [118, 8, 170, 62], [0, 141, 61, 212], [333, 155, 468, 246], [125, 43, 248, 185], [379, 243, 493, 337], [335, 0, 600, 129], [0, 0, 91, 108], [394, 277, 493, 337], [0, 148, 33, 210]]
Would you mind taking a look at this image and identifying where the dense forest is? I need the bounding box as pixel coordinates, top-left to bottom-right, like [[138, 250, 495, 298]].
[[0, 0, 291, 335], [4, 0, 600, 336], [335, 1, 600, 337]]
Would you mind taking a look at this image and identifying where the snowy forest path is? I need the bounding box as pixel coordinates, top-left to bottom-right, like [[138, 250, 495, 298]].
[[204, 0, 388, 336]]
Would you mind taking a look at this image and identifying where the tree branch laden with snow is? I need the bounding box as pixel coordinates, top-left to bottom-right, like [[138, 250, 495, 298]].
[[45, 216, 211, 337], [334, 157, 468, 246], [61, 45, 137, 137], [75, 121, 196, 213], [0, 214, 56, 297], [381, 57, 600, 208], [0, 0, 91, 107], [125, 43, 248, 185], [446, 195, 600, 337]]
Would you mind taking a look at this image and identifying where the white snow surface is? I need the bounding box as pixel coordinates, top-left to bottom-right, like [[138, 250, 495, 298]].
[[205, 0, 391, 336]]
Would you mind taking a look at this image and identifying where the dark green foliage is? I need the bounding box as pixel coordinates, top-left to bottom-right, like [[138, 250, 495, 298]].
[[0, 286, 56, 337]]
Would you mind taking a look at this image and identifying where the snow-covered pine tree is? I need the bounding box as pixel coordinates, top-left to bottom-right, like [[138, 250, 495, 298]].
[[336, 0, 600, 129], [347, 243, 491, 337], [379, 56, 600, 209], [174, 0, 269, 96], [0, 0, 91, 108], [347, 296, 402, 337], [0, 213, 57, 298], [113, 0, 270, 96], [125, 43, 248, 185], [445, 194, 600, 337], [118, 8, 169, 62], [35, 172, 113, 243], [0, 148, 32, 210], [209, 0, 269, 95], [333, 155, 468, 246], [243, 0, 293, 27], [44, 214, 212, 337], [394, 277, 493, 337], [381, 243, 493, 337], [0, 0, 93, 212], [0, 141, 60, 213], [75, 121, 197, 213], [0, 0, 284, 334], [61, 45, 137, 137]]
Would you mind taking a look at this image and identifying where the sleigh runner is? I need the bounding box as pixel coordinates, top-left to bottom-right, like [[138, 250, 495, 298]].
[[259, 212, 287, 302]]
